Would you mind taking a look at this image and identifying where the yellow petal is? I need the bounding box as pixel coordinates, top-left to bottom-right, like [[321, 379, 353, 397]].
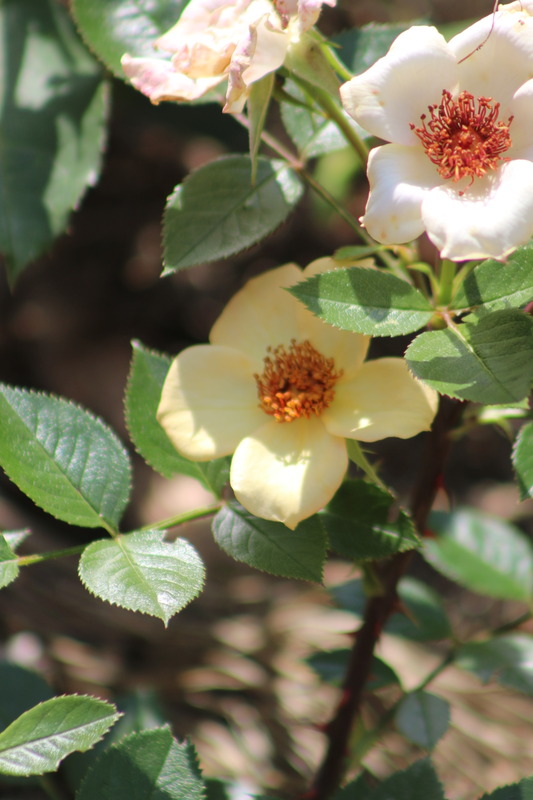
[[230, 417, 347, 529], [210, 264, 303, 370], [296, 258, 370, 378], [322, 357, 438, 441], [157, 345, 265, 460]]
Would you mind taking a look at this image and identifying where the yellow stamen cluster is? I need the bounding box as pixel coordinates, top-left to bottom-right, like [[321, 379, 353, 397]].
[[255, 339, 342, 423], [411, 89, 513, 185]]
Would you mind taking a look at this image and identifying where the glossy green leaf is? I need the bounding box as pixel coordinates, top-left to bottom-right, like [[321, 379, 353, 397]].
[[281, 81, 357, 158], [453, 245, 533, 312], [479, 777, 533, 800], [163, 156, 303, 273], [248, 74, 274, 182], [387, 577, 452, 642], [0, 535, 19, 589], [71, 0, 184, 77], [405, 310, 533, 403], [212, 503, 327, 582], [321, 480, 420, 560], [0, 385, 131, 529], [77, 727, 204, 800], [336, 759, 444, 800], [424, 509, 533, 602], [456, 634, 533, 695], [395, 691, 450, 750], [513, 422, 533, 500], [289, 267, 433, 336], [125, 341, 229, 496], [0, 695, 120, 776], [0, 664, 53, 731], [307, 651, 399, 689], [79, 530, 205, 625], [0, 0, 108, 281]]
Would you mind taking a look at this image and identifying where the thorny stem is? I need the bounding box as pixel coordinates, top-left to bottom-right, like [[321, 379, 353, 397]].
[[302, 398, 465, 800]]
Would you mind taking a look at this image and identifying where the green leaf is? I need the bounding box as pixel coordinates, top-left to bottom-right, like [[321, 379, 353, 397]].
[[283, 35, 340, 96], [479, 777, 533, 800], [289, 267, 433, 336], [453, 244, 533, 312], [78, 530, 205, 625], [0, 535, 19, 589], [334, 23, 419, 74], [321, 480, 420, 560], [456, 634, 533, 695], [0, 0, 107, 282], [395, 691, 450, 750], [0, 663, 53, 730], [405, 310, 533, 403], [3, 530, 29, 550], [513, 422, 533, 501], [387, 577, 452, 642], [77, 727, 204, 800], [125, 341, 229, 496], [307, 651, 399, 689], [336, 759, 444, 800], [424, 509, 533, 602], [0, 385, 131, 529], [0, 695, 120, 777], [71, 0, 184, 78], [212, 503, 327, 582], [163, 156, 303, 273], [248, 74, 274, 182]]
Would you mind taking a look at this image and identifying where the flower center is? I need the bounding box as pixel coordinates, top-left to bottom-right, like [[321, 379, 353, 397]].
[[410, 89, 513, 184], [254, 339, 342, 423]]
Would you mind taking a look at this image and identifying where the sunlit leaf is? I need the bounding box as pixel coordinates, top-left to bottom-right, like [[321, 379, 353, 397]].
[[456, 634, 533, 695], [513, 422, 533, 501]]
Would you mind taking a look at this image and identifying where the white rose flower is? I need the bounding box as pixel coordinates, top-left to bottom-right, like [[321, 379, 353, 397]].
[[340, 2, 533, 261]]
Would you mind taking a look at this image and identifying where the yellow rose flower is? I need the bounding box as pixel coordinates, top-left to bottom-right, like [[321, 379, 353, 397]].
[[157, 259, 438, 529]]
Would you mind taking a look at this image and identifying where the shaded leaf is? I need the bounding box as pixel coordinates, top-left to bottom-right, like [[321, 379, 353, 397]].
[[212, 503, 327, 582], [0, 696, 120, 776], [388, 577, 452, 642], [513, 422, 533, 501], [405, 310, 533, 403], [125, 341, 229, 495], [71, 0, 184, 77], [456, 634, 533, 695], [479, 777, 533, 800], [163, 156, 303, 273], [321, 480, 420, 560], [0, 0, 107, 281], [334, 23, 418, 74], [453, 245, 533, 312], [0, 385, 131, 528], [425, 509, 533, 602], [395, 691, 450, 750], [335, 759, 444, 800], [77, 727, 204, 800], [308, 651, 399, 689], [290, 267, 433, 336], [78, 530, 205, 624], [0, 664, 53, 730]]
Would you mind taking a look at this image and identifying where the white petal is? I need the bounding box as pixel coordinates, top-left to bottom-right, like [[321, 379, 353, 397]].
[[296, 258, 370, 378], [322, 358, 438, 442], [340, 26, 458, 145], [362, 143, 441, 245], [451, 3, 533, 116], [210, 264, 303, 370], [121, 55, 222, 103], [508, 79, 533, 155], [157, 345, 264, 460], [422, 159, 533, 261], [230, 417, 347, 528]]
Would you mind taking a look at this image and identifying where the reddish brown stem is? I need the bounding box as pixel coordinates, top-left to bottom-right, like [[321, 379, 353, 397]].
[[302, 398, 463, 800]]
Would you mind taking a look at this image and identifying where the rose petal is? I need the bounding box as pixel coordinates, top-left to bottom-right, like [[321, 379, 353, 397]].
[[230, 417, 347, 528], [322, 357, 438, 442], [451, 2, 533, 117], [340, 26, 458, 145], [422, 159, 533, 261], [157, 345, 264, 459], [121, 54, 222, 103], [210, 264, 303, 369], [361, 143, 442, 245]]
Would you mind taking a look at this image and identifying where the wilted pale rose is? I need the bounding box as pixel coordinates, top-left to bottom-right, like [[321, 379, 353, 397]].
[[121, 0, 335, 110], [340, 1, 533, 261], [157, 259, 438, 529]]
